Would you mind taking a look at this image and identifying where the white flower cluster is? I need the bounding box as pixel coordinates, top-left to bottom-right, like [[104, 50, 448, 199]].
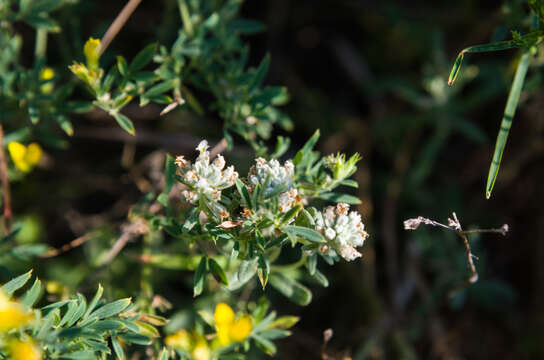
[[248, 157, 299, 212], [315, 203, 369, 261], [176, 140, 238, 213]]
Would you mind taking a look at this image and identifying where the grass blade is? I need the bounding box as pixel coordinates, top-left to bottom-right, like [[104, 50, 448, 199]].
[[486, 51, 531, 199]]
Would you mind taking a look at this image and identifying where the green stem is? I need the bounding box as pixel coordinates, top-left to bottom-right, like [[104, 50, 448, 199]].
[[177, 0, 194, 36], [34, 28, 48, 64], [271, 253, 307, 271]]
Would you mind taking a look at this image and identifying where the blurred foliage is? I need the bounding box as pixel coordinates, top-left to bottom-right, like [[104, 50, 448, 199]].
[[1, 0, 544, 359]]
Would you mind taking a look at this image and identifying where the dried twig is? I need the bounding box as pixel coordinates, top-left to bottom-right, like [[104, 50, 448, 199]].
[[99, 0, 143, 55], [101, 218, 149, 265], [41, 233, 94, 258], [0, 124, 12, 234], [404, 212, 509, 284]]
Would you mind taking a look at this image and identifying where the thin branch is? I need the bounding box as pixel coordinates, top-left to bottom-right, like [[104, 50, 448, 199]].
[[403, 212, 509, 284], [99, 0, 143, 56], [41, 233, 94, 258], [0, 124, 12, 234], [100, 218, 149, 265]]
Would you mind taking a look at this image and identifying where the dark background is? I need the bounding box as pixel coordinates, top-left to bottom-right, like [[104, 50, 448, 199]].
[[8, 0, 544, 358]]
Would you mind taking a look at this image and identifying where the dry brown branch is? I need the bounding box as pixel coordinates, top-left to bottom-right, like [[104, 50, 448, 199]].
[[0, 124, 12, 234], [101, 218, 149, 265], [403, 212, 509, 284], [99, 0, 143, 55], [41, 233, 94, 258]]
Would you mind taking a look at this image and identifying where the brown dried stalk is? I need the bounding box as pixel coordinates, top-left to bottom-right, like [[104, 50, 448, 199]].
[[404, 212, 509, 283], [99, 0, 143, 55]]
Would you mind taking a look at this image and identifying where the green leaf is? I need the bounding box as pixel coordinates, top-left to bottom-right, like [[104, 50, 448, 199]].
[[228, 258, 258, 291], [21, 278, 42, 308], [117, 56, 129, 77], [280, 205, 301, 225], [208, 258, 229, 286], [293, 129, 320, 166], [252, 334, 277, 355], [89, 298, 131, 319], [486, 51, 531, 199], [283, 225, 324, 243], [129, 43, 157, 72], [193, 256, 207, 297], [24, 15, 60, 32], [112, 113, 135, 135], [119, 332, 152, 345], [145, 79, 175, 97], [158, 347, 169, 360], [61, 350, 97, 360], [227, 19, 266, 34], [318, 192, 361, 204], [235, 178, 252, 209], [30, 0, 63, 14], [83, 284, 103, 319], [56, 115, 74, 136], [1, 270, 33, 298], [340, 179, 358, 188], [269, 273, 312, 306], [112, 336, 125, 360], [164, 154, 176, 194], [249, 54, 270, 93], [270, 136, 290, 158], [257, 255, 270, 289]]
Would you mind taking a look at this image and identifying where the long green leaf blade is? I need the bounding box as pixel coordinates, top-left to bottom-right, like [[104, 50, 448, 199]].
[[486, 51, 531, 199]]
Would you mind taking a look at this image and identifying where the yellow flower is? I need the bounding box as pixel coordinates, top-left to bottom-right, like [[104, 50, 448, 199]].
[[9, 339, 42, 360], [165, 329, 191, 351], [8, 142, 42, 173], [213, 303, 252, 346], [0, 290, 34, 332], [192, 337, 211, 360], [39, 67, 54, 94], [83, 37, 101, 70]]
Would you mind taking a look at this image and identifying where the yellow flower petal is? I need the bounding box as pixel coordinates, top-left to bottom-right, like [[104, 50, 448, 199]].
[[214, 302, 235, 326], [192, 339, 211, 360], [229, 315, 252, 343], [0, 291, 34, 332], [9, 339, 42, 360], [39, 67, 54, 81], [83, 37, 101, 69], [8, 142, 26, 162], [216, 324, 231, 346], [25, 143, 42, 166], [165, 329, 191, 350]]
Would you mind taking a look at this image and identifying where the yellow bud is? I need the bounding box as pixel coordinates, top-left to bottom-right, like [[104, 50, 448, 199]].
[[45, 281, 63, 294], [216, 324, 231, 346], [165, 329, 191, 350], [39, 68, 54, 94], [229, 315, 252, 343], [214, 303, 235, 326], [9, 339, 42, 360], [0, 291, 34, 332], [39, 67, 54, 81], [83, 37, 101, 69]]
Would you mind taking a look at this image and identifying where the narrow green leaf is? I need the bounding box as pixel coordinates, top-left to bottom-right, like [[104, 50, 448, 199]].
[[486, 51, 531, 199], [145, 79, 175, 98], [129, 43, 157, 72], [164, 154, 176, 194], [208, 258, 229, 286], [318, 192, 361, 204], [283, 225, 324, 243], [1, 270, 33, 298], [253, 334, 277, 355], [83, 284, 103, 319], [89, 298, 131, 319], [228, 258, 258, 291], [112, 113, 135, 135], [235, 178, 252, 209], [21, 278, 42, 308], [269, 273, 312, 306], [340, 179, 359, 188], [249, 54, 270, 93], [141, 254, 201, 270], [117, 56, 129, 77], [193, 256, 207, 297]]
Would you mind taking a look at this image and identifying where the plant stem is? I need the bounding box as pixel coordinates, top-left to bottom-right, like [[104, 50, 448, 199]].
[[34, 28, 48, 63], [100, 0, 143, 56], [177, 0, 194, 36], [0, 124, 12, 234]]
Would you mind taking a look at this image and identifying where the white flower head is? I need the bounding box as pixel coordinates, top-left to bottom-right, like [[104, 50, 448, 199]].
[[178, 140, 238, 214], [248, 157, 295, 198], [315, 203, 369, 261]]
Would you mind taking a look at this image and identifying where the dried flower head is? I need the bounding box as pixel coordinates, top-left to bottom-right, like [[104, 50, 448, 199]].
[[248, 158, 294, 197]]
